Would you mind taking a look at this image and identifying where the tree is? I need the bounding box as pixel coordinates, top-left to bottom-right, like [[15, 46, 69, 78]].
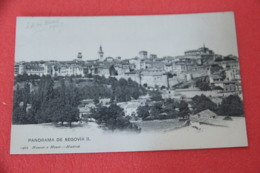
[[12, 107, 26, 124], [109, 65, 118, 76], [94, 97, 99, 105], [210, 65, 226, 80], [132, 89, 140, 100], [218, 95, 244, 116], [37, 75, 54, 104], [92, 104, 139, 131], [13, 84, 23, 108], [118, 78, 128, 87], [92, 104, 124, 124], [31, 76, 55, 123], [128, 78, 138, 87], [47, 98, 66, 125], [164, 98, 178, 118], [191, 94, 217, 114], [15, 74, 30, 83], [26, 110, 36, 124], [137, 105, 150, 120], [22, 82, 30, 111], [215, 56, 223, 62], [210, 64, 223, 74], [62, 105, 79, 127], [150, 102, 163, 118], [178, 101, 190, 119], [24, 76, 81, 126], [150, 90, 163, 101], [195, 80, 211, 91]]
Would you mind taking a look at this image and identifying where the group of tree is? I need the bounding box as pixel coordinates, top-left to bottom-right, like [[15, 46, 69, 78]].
[[137, 98, 189, 121], [15, 74, 41, 83], [191, 94, 244, 117], [77, 76, 146, 103], [195, 78, 211, 91], [191, 94, 218, 114], [210, 64, 226, 80], [13, 74, 146, 129], [110, 78, 146, 102], [149, 90, 163, 101], [218, 94, 244, 116], [136, 94, 244, 121], [13, 76, 80, 127], [215, 55, 238, 63], [91, 104, 140, 132]]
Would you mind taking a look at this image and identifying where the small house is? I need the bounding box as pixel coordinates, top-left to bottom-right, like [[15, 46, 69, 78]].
[[196, 109, 217, 119]]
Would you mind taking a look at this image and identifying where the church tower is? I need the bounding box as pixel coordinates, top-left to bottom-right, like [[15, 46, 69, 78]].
[[98, 45, 104, 61]]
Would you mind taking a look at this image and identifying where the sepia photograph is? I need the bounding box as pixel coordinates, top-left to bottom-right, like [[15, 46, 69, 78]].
[[11, 12, 248, 154]]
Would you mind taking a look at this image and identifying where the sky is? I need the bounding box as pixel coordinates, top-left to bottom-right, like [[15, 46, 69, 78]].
[[15, 12, 239, 62]]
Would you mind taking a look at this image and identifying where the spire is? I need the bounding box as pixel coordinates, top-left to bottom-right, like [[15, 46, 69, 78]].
[[98, 45, 104, 61]]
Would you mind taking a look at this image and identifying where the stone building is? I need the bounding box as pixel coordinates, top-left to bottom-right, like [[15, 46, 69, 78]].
[[25, 63, 51, 76], [14, 62, 25, 76], [139, 51, 148, 59], [58, 64, 84, 76]]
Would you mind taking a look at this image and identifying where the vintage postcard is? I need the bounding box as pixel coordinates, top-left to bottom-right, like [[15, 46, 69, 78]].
[[11, 12, 248, 154]]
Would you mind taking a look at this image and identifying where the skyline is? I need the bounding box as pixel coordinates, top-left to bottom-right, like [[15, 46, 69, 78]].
[[15, 12, 238, 62]]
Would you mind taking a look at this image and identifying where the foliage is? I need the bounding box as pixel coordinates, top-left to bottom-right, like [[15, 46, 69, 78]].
[[12, 107, 27, 124], [92, 104, 140, 131], [163, 98, 179, 118], [137, 105, 150, 120], [218, 95, 244, 116], [109, 65, 118, 76], [210, 64, 226, 80], [13, 76, 80, 126], [223, 56, 236, 61], [150, 90, 163, 101], [150, 102, 163, 118], [111, 78, 144, 102], [89, 76, 145, 102], [138, 99, 179, 121], [177, 101, 190, 119], [210, 64, 223, 74], [195, 79, 211, 91], [15, 74, 41, 83], [215, 56, 223, 62], [13, 74, 146, 126], [191, 94, 218, 114]]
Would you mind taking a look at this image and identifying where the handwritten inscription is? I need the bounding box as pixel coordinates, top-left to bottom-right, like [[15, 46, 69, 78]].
[[25, 19, 63, 32]]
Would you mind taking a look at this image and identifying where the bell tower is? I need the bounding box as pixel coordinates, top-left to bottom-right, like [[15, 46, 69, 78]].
[[98, 45, 104, 61]]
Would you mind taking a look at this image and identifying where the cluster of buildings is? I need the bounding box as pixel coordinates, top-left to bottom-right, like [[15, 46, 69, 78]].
[[208, 56, 241, 92], [15, 45, 241, 93], [78, 96, 149, 119], [14, 45, 243, 120]]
